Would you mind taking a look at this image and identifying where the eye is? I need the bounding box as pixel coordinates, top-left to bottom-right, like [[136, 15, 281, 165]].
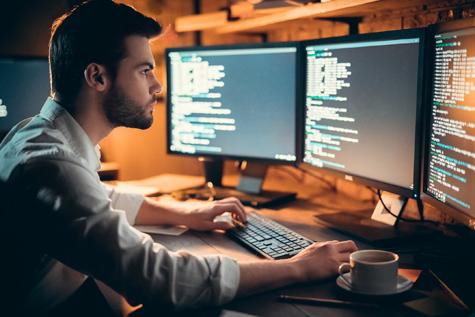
[[141, 68, 151, 75]]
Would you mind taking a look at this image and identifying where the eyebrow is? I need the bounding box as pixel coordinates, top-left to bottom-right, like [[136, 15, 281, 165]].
[[135, 62, 155, 69]]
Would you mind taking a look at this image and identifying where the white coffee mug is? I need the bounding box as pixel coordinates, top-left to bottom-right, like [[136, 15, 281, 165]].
[[338, 249, 399, 294]]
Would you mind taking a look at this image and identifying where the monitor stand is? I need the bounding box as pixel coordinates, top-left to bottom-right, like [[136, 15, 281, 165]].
[[176, 158, 297, 208], [200, 157, 224, 187], [314, 192, 437, 246]]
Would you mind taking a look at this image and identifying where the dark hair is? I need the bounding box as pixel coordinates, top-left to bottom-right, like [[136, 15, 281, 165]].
[[49, 0, 161, 110]]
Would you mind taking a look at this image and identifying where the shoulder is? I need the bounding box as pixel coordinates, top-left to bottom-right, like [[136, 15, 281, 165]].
[[0, 116, 87, 180]]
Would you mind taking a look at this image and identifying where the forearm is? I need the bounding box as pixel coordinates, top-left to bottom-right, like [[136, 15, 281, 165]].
[[236, 259, 302, 297], [134, 197, 187, 226]]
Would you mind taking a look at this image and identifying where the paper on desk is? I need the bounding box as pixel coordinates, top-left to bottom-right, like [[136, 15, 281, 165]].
[[114, 174, 204, 196], [129, 173, 204, 194], [115, 183, 160, 196], [134, 225, 188, 236]]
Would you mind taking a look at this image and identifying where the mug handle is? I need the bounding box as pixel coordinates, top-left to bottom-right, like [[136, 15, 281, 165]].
[[338, 263, 352, 286]]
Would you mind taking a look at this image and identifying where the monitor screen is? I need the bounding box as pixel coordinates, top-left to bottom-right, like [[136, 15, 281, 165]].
[[302, 30, 425, 197], [0, 57, 50, 136], [166, 43, 299, 163], [423, 25, 475, 227]]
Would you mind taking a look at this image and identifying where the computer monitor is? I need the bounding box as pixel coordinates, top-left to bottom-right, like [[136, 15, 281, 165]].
[[301, 29, 429, 244], [422, 18, 475, 231], [0, 57, 50, 139], [166, 42, 299, 163], [418, 19, 475, 311], [301, 29, 426, 199], [165, 43, 301, 205]]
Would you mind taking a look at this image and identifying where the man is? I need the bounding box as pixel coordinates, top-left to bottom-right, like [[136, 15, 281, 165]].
[[0, 0, 357, 314]]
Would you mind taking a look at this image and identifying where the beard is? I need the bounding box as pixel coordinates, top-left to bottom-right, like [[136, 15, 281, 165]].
[[103, 85, 154, 129]]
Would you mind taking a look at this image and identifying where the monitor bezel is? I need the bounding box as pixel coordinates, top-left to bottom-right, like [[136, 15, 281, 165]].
[[420, 17, 475, 230], [165, 41, 302, 165], [299, 28, 427, 198]]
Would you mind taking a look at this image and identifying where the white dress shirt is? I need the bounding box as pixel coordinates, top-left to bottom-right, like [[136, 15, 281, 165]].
[[0, 98, 240, 313]]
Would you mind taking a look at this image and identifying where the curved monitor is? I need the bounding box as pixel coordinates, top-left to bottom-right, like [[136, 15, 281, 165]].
[[300, 29, 427, 198], [165, 42, 301, 164], [0, 57, 50, 138], [422, 18, 475, 230]]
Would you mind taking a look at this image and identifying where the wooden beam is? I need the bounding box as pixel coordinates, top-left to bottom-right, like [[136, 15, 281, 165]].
[[229, 1, 254, 19], [174, 7, 289, 33], [213, 0, 381, 34], [175, 11, 228, 33]]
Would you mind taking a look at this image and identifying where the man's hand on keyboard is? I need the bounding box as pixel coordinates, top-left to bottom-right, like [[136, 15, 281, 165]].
[[289, 240, 358, 281], [183, 197, 247, 231]]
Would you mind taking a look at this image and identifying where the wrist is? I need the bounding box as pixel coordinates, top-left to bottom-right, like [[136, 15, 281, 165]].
[[280, 258, 305, 284], [162, 202, 189, 226]]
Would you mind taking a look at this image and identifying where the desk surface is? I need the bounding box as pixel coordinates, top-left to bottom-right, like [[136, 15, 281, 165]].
[[110, 171, 471, 317], [139, 211, 424, 317]]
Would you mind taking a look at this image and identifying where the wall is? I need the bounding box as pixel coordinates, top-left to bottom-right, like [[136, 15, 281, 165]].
[[0, 0, 69, 57]]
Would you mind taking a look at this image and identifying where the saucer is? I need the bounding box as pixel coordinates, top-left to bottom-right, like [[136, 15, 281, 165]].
[[336, 273, 413, 296]]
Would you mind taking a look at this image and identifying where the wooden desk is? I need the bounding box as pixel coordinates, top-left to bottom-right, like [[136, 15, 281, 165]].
[[125, 201, 426, 317], [106, 171, 469, 316]]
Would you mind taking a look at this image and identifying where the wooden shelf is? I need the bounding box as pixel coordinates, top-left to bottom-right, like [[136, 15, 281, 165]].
[[174, 0, 434, 34], [215, 0, 380, 34], [174, 6, 288, 33]]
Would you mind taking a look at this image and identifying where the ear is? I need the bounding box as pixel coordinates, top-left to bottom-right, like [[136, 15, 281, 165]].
[[83, 63, 109, 92]]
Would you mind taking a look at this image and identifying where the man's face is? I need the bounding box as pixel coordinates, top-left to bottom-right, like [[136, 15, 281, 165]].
[[103, 35, 161, 129]]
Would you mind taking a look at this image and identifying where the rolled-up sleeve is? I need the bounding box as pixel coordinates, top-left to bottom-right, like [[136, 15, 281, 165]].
[[15, 160, 241, 309], [102, 183, 144, 225]]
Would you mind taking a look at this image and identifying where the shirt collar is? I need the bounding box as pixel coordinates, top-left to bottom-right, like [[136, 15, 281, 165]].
[[39, 97, 101, 171]]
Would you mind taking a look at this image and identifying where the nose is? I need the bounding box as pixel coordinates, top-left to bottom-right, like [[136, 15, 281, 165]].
[[150, 72, 162, 96]]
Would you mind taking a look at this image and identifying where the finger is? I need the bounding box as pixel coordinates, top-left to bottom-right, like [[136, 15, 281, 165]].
[[337, 252, 352, 262], [215, 200, 246, 222], [334, 240, 358, 253], [210, 221, 233, 231], [312, 240, 338, 248], [231, 205, 246, 223], [218, 196, 244, 208], [216, 197, 247, 222], [209, 204, 230, 217], [209, 203, 242, 219]]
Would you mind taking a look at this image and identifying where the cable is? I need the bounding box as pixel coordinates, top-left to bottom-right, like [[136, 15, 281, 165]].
[[360, 186, 378, 203], [376, 189, 438, 224], [376, 189, 420, 222], [366, 186, 378, 195]]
